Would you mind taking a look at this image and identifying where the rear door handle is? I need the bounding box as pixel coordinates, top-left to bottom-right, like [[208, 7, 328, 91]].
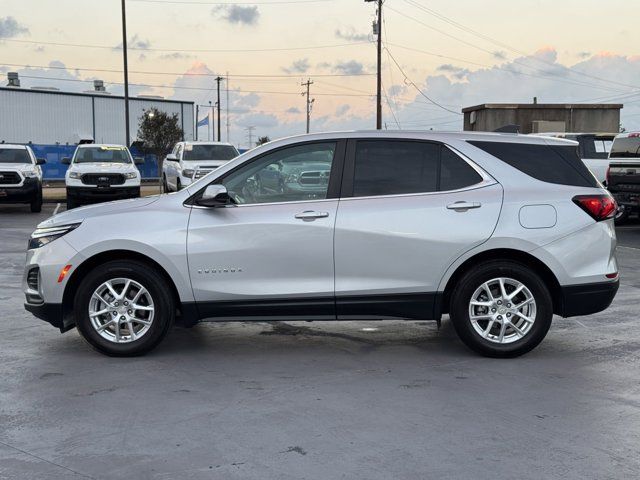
[[295, 210, 329, 221], [446, 201, 481, 211]]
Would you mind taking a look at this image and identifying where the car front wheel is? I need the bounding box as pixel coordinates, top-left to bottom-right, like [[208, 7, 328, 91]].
[[74, 260, 174, 356], [449, 260, 553, 358]]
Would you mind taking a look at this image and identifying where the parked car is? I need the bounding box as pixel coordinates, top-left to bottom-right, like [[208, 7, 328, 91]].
[[162, 141, 239, 192], [606, 132, 640, 223], [63, 144, 143, 209], [0, 144, 45, 212], [530, 132, 615, 183], [24, 132, 618, 358]]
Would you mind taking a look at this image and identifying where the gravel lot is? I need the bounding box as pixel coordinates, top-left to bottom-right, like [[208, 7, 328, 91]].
[[1, 203, 639, 480]]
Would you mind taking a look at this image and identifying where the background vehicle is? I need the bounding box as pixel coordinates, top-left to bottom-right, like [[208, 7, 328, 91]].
[[24, 132, 618, 358], [530, 132, 615, 183], [162, 141, 239, 192], [606, 132, 640, 223], [0, 144, 45, 212], [63, 144, 143, 209]]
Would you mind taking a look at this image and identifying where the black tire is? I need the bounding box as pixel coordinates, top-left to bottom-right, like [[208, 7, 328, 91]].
[[74, 260, 175, 356], [176, 178, 182, 191], [162, 174, 169, 193], [614, 205, 630, 225], [66, 198, 78, 210], [449, 260, 553, 358], [30, 193, 42, 213]]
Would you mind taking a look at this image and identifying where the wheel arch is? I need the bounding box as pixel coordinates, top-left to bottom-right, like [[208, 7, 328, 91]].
[[62, 249, 195, 328], [439, 248, 563, 316]]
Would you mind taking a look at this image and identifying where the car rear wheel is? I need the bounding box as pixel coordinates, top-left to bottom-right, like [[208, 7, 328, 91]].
[[74, 260, 174, 356], [449, 260, 553, 358]]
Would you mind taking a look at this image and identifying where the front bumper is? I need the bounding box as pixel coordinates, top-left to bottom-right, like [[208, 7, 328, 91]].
[[23, 301, 73, 331], [67, 186, 140, 203], [0, 178, 40, 203], [558, 279, 619, 317], [611, 192, 639, 210]]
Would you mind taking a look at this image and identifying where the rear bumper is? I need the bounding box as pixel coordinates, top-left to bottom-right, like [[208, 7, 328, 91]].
[[558, 280, 619, 318], [0, 179, 40, 203], [67, 186, 140, 203]]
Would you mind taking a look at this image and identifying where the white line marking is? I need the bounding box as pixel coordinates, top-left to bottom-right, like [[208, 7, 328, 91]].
[[53, 203, 61, 215], [573, 319, 589, 328]]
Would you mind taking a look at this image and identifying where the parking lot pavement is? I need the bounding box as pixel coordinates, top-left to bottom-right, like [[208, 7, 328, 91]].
[[1, 207, 639, 480]]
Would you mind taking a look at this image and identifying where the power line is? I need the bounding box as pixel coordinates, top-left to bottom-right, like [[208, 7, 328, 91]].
[[383, 46, 462, 115], [0, 62, 374, 78], [2, 38, 369, 54]]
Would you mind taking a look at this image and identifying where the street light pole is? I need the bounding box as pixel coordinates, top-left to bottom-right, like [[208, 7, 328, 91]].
[[121, 0, 131, 146], [215, 76, 224, 142]]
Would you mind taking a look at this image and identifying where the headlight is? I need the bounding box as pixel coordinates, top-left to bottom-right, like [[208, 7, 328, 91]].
[[29, 223, 81, 249], [68, 171, 81, 179], [285, 173, 299, 183], [124, 172, 138, 179], [182, 169, 195, 178], [22, 169, 38, 178]]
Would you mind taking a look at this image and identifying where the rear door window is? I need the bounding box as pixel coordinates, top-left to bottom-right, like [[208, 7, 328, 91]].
[[468, 141, 598, 188], [440, 147, 483, 191]]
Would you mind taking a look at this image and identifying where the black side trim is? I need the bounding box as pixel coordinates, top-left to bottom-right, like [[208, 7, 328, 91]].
[[559, 280, 619, 318], [336, 293, 439, 320], [196, 297, 336, 321], [24, 302, 74, 332]]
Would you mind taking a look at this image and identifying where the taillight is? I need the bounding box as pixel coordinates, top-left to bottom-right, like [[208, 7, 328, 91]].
[[573, 195, 617, 221]]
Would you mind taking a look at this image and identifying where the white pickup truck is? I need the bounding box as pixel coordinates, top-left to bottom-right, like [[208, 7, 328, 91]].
[[161, 141, 239, 192], [0, 144, 45, 212]]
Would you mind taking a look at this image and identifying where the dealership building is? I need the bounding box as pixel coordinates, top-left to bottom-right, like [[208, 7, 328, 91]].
[[0, 73, 195, 179]]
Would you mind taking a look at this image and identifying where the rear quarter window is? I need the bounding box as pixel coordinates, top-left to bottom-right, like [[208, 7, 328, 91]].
[[468, 141, 599, 188]]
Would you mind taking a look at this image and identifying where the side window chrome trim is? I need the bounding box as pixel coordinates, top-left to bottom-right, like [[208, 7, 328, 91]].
[[444, 144, 496, 184], [337, 179, 497, 202], [189, 197, 339, 210]]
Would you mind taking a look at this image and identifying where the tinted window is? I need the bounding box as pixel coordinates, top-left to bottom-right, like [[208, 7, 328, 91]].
[[221, 142, 336, 204], [578, 135, 614, 160], [0, 148, 31, 164], [184, 144, 239, 161], [353, 141, 439, 196], [610, 136, 640, 158], [468, 141, 598, 188], [74, 146, 131, 164], [440, 147, 482, 191]]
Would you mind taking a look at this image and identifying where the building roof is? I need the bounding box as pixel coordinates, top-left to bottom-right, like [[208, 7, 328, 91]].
[[462, 103, 623, 113]]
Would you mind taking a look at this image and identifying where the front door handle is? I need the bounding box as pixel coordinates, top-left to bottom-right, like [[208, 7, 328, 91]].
[[295, 210, 329, 221], [446, 201, 481, 212]]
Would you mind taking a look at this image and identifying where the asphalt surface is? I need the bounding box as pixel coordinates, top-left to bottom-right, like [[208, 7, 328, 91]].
[[1, 203, 639, 480]]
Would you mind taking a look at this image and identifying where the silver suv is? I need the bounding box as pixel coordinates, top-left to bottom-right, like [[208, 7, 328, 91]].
[[23, 132, 619, 357]]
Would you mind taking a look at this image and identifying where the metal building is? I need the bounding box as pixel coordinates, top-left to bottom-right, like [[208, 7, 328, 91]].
[[0, 83, 195, 145], [462, 103, 623, 134]]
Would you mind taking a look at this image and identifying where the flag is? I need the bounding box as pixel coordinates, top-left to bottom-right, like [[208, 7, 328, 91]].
[[197, 115, 209, 128]]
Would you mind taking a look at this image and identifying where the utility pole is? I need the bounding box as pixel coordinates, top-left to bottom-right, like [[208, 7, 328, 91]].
[[225, 72, 230, 142], [301, 79, 314, 134], [195, 104, 199, 141], [215, 76, 224, 141], [121, 0, 131, 146], [208, 101, 212, 141], [245, 126, 255, 148], [365, 0, 383, 129]]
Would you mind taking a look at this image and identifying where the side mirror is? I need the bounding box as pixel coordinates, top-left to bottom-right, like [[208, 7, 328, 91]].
[[61, 157, 71, 165], [134, 156, 145, 165], [166, 154, 178, 162], [196, 184, 231, 207], [36, 158, 46, 165]]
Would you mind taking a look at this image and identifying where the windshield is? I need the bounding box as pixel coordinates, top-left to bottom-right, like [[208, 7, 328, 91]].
[[74, 146, 132, 163], [610, 136, 640, 158], [0, 148, 31, 164], [184, 144, 238, 161]]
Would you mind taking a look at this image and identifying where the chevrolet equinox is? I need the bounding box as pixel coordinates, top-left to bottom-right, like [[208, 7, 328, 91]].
[[24, 132, 619, 357]]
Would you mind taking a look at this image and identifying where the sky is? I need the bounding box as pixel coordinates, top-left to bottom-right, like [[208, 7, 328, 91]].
[[1, 0, 639, 147]]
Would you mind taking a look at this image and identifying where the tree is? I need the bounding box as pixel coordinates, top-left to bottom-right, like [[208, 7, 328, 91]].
[[256, 136, 271, 146], [136, 108, 184, 170]]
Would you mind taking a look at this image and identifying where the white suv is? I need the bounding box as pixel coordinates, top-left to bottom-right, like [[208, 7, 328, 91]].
[[0, 144, 45, 212], [63, 144, 143, 209], [162, 141, 239, 192], [24, 132, 619, 358]]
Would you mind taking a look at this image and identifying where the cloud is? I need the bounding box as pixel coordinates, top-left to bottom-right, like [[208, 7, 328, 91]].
[[436, 64, 470, 80], [237, 112, 278, 128], [577, 51, 592, 59], [492, 51, 507, 60], [335, 27, 369, 42], [387, 84, 407, 97], [159, 52, 195, 60], [214, 5, 259, 26], [114, 34, 151, 50], [282, 58, 310, 74], [285, 107, 301, 114], [0, 16, 28, 38], [333, 60, 364, 75], [335, 104, 350, 116]]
